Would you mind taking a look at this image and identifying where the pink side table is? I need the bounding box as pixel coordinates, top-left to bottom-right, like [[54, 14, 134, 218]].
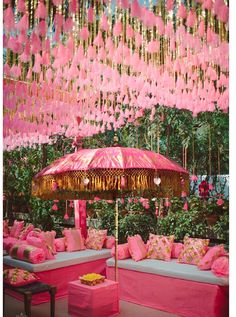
[[68, 279, 119, 317]]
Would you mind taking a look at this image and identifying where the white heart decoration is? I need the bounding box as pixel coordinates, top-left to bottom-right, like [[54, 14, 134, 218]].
[[154, 177, 161, 186], [83, 178, 90, 186]]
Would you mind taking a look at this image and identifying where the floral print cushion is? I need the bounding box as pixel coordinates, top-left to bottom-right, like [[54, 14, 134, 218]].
[[178, 237, 209, 265], [86, 228, 107, 250], [63, 228, 86, 252], [127, 234, 147, 262], [4, 268, 39, 287], [198, 244, 227, 270], [147, 234, 175, 261]]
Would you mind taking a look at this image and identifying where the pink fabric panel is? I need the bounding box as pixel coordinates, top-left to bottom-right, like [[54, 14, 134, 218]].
[[106, 267, 229, 317], [68, 280, 119, 317], [5, 258, 107, 305], [74, 200, 87, 239]]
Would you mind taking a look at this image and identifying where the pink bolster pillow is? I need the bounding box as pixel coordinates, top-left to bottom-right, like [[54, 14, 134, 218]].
[[3, 237, 27, 253], [111, 243, 131, 260], [10, 244, 46, 264]]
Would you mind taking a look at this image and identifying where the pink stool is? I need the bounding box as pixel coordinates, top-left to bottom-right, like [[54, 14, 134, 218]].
[[68, 279, 119, 317]]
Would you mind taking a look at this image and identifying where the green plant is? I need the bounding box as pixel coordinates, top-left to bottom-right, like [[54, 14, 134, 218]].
[[213, 213, 229, 248], [119, 213, 156, 243]]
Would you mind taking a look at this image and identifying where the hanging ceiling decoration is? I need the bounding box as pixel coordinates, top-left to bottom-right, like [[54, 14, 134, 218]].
[[3, 0, 229, 151]]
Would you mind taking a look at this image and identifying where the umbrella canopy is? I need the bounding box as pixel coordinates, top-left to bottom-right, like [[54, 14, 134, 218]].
[[32, 147, 189, 200]]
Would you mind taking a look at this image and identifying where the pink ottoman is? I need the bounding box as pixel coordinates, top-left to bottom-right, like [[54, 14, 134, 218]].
[[68, 279, 119, 317]]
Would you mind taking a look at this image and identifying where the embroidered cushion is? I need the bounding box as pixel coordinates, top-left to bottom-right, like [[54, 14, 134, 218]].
[[26, 229, 55, 260], [43, 231, 57, 258], [111, 243, 131, 259], [54, 238, 66, 252], [178, 237, 209, 265], [128, 234, 147, 262], [198, 244, 227, 270], [9, 220, 24, 238], [63, 228, 86, 252], [211, 255, 229, 278], [4, 268, 39, 287], [86, 228, 107, 250], [10, 244, 46, 264], [104, 236, 116, 249], [171, 242, 184, 259], [147, 234, 174, 261], [19, 224, 34, 240]]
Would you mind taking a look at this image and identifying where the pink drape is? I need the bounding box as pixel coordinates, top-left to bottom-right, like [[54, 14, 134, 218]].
[[106, 267, 229, 317], [74, 200, 87, 239]]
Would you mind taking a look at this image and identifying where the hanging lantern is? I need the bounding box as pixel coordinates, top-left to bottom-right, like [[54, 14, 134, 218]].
[[83, 178, 90, 186], [52, 181, 58, 191], [164, 198, 171, 207], [183, 201, 188, 211], [52, 203, 58, 211]]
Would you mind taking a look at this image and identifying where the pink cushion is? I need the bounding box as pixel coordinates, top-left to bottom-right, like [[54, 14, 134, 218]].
[[147, 234, 174, 261], [3, 237, 27, 253], [198, 245, 227, 270], [54, 238, 66, 252], [4, 268, 39, 287], [178, 237, 209, 265], [104, 236, 116, 249], [171, 242, 184, 259], [111, 243, 131, 259], [19, 224, 34, 240], [43, 231, 57, 258], [26, 229, 55, 260], [63, 228, 86, 252], [9, 220, 24, 238], [86, 228, 107, 250], [128, 234, 147, 262], [3, 219, 9, 238], [10, 244, 46, 264], [211, 255, 229, 278]]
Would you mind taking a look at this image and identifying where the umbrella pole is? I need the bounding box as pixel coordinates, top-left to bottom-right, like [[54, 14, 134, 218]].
[[115, 198, 119, 281]]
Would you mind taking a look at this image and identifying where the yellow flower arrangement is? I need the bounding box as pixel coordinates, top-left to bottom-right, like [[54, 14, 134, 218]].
[[80, 273, 105, 286]]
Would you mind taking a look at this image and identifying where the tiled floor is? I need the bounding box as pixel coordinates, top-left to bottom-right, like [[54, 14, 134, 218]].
[[4, 295, 180, 317]]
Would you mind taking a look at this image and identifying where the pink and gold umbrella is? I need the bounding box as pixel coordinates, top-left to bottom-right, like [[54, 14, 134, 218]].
[[32, 146, 189, 281], [32, 147, 189, 200]]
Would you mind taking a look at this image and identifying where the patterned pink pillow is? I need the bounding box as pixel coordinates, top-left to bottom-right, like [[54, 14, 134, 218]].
[[111, 243, 131, 259], [54, 238, 66, 252], [86, 228, 107, 250], [43, 231, 57, 258], [3, 220, 9, 238], [171, 242, 184, 259], [4, 268, 39, 287], [211, 255, 229, 278], [26, 229, 55, 260], [104, 236, 116, 249], [178, 237, 209, 265], [147, 234, 174, 261], [198, 245, 227, 270], [63, 228, 86, 252], [128, 234, 147, 262], [19, 224, 34, 240], [10, 220, 24, 238]]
